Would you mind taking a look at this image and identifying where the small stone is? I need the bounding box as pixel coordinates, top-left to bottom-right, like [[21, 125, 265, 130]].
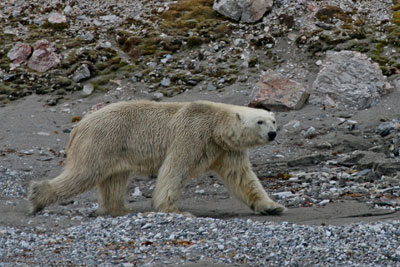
[[273, 191, 294, 198], [100, 42, 112, 48], [152, 92, 163, 101], [82, 84, 94, 95], [141, 223, 152, 229], [376, 122, 395, 137], [82, 32, 95, 41], [283, 120, 301, 130], [72, 64, 91, 83], [132, 187, 142, 197], [302, 126, 316, 138], [63, 5, 73, 15], [207, 83, 217, 91], [99, 15, 119, 22], [287, 33, 297, 42], [160, 78, 171, 87], [71, 116, 81, 123], [319, 199, 330, 206], [48, 12, 67, 24]]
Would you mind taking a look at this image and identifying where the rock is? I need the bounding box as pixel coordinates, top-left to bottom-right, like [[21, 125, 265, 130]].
[[354, 151, 400, 176], [160, 77, 171, 87], [88, 103, 105, 115], [132, 187, 142, 197], [249, 70, 310, 111], [207, 82, 217, 91], [7, 42, 32, 69], [376, 121, 396, 137], [213, 0, 273, 23], [310, 50, 392, 110], [63, 5, 73, 15], [72, 64, 91, 83], [318, 199, 330, 206], [283, 120, 301, 131], [82, 83, 94, 95], [152, 92, 163, 101], [99, 15, 119, 23], [27, 40, 60, 72], [302, 126, 316, 138], [82, 32, 95, 41], [273, 191, 294, 198], [287, 154, 331, 168], [48, 12, 67, 24]]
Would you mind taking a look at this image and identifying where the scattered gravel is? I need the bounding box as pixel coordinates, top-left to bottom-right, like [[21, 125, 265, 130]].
[[0, 166, 28, 198], [1, 213, 399, 266]]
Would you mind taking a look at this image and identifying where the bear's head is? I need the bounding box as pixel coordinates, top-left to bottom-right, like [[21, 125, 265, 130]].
[[214, 106, 277, 150]]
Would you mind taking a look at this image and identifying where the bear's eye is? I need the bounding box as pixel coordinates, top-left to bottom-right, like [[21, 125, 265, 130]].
[[257, 120, 265, 125], [272, 120, 276, 124]]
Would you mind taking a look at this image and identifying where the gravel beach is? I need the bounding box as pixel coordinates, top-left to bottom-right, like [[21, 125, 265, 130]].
[[1, 213, 400, 266]]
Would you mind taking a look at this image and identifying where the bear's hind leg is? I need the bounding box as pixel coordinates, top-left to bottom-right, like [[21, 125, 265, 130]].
[[152, 157, 193, 215], [29, 170, 101, 214], [97, 172, 130, 217], [212, 153, 286, 215]]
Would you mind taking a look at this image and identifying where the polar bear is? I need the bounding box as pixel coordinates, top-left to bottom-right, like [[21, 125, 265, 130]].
[[28, 100, 286, 216]]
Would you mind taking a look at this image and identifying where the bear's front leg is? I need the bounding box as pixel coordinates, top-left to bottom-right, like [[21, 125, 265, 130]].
[[212, 151, 286, 215]]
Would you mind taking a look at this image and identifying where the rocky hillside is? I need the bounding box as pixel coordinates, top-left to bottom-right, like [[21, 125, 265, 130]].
[[0, 0, 398, 104]]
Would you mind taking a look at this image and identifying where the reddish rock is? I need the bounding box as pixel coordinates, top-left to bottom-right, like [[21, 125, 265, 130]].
[[27, 40, 60, 72], [7, 42, 32, 69], [249, 70, 310, 111], [48, 12, 67, 24]]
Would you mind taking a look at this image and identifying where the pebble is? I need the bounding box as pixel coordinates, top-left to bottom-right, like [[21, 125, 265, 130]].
[[82, 83, 94, 95], [160, 77, 171, 87]]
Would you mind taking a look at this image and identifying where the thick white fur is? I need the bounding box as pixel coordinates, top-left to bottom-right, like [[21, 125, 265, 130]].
[[28, 100, 286, 216]]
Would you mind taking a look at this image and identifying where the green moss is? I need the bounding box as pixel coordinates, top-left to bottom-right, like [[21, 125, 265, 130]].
[[42, 21, 69, 31], [379, 66, 393, 76], [107, 57, 121, 65], [315, 5, 352, 23], [187, 36, 203, 48], [371, 55, 389, 64], [90, 75, 112, 90], [55, 76, 72, 86], [392, 4, 400, 11], [0, 84, 15, 94], [394, 11, 400, 25], [118, 64, 136, 72]]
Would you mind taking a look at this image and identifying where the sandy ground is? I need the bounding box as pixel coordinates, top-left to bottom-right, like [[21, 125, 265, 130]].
[[1, 84, 400, 232]]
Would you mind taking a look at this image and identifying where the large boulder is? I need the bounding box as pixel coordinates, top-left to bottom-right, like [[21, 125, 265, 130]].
[[213, 0, 273, 23], [7, 42, 32, 70], [310, 50, 392, 110], [249, 70, 310, 111], [27, 40, 60, 72]]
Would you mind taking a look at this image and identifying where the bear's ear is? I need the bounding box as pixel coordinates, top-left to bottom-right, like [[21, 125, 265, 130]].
[[236, 112, 241, 121]]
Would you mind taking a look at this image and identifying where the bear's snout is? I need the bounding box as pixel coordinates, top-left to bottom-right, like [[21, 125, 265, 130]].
[[268, 131, 277, 141]]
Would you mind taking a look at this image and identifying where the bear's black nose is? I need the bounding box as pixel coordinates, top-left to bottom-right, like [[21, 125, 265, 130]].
[[268, 131, 277, 141]]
